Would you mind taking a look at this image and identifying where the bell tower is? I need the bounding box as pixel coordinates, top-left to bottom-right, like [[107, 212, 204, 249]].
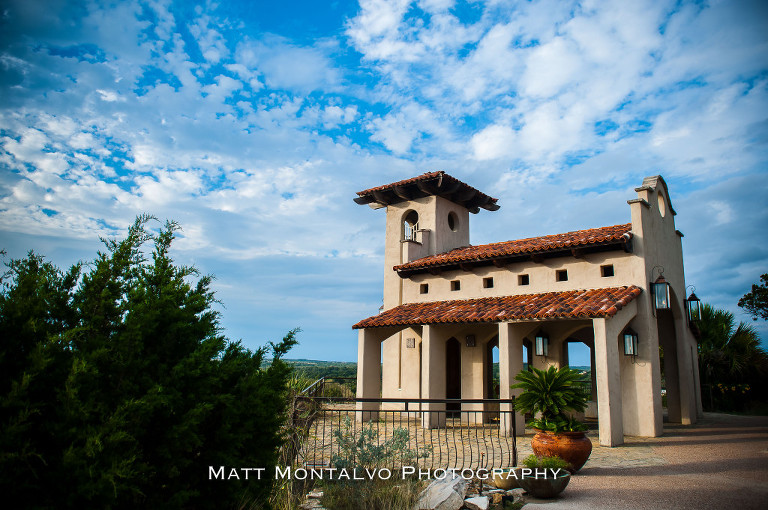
[[355, 171, 499, 310]]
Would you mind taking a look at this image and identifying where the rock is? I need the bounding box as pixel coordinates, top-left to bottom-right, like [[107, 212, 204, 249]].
[[415, 475, 468, 510], [463, 496, 490, 510], [299, 499, 325, 510], [509, 488, 525, 499], [307, 489, 323, 499], [491, 493, 504, 505]]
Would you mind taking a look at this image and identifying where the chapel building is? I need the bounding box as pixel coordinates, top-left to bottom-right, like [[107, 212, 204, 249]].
[[352, 172, 702, 446]]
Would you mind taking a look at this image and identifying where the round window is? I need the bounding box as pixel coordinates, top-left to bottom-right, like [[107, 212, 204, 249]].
[[447, 211, 459, 232], [657, 193, 666, 217]]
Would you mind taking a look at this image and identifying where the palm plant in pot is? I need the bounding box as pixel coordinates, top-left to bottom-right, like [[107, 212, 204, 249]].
[[512, 366, 592, 473]]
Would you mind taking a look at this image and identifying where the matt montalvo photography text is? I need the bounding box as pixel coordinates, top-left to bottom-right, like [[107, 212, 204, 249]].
[[208, 465, 564, 481]]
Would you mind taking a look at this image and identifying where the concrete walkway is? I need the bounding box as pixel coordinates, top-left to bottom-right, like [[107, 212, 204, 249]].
[[522, 412, 768, 509]]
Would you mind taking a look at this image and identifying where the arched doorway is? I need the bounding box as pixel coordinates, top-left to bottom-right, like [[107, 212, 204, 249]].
[[486, 337, 499, 399], [657, 308, 681, 422], [446, 337, 461, 414], [523, 338, 533, 370]]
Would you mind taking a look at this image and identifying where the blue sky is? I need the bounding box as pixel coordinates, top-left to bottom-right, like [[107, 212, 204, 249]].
[[1, 0, 767, 366]]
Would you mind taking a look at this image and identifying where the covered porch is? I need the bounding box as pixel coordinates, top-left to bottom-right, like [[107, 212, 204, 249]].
[[353, 286, 665, 447]]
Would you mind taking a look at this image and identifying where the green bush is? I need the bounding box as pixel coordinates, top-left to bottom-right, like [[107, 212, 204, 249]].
[[522, 455, 570, 470], [331, 417, 430, 470], [0, 216, 297, 509], [315, 417, 429, 510]]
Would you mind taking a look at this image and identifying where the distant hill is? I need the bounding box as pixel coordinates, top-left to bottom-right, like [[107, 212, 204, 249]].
[[266, 359, 591, 383], [263, 358, 357, 380]]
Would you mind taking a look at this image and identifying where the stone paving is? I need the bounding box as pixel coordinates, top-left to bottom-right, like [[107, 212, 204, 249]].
[[516, 428, 667, 469]]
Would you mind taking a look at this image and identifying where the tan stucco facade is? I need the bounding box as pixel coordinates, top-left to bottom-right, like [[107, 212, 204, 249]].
[[354, 175, 702, 447]]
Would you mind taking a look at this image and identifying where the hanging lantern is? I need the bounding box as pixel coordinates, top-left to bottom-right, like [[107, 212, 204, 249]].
[[534, 331, 549, 357], [623, 328, 638, 357], [687, 291, 701, 322], [652, 275, 671, 311]]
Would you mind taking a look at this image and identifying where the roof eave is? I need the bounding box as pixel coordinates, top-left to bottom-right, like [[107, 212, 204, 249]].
[[395, 238, 633, 277]]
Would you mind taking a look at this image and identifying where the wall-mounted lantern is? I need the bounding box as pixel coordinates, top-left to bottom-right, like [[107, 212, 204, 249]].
[[534, 331, 549, 357], [651, 266, 671, 311], [623, 328, 638, 357], [686, 286, 701, 323], [465, 334, 476, 348]]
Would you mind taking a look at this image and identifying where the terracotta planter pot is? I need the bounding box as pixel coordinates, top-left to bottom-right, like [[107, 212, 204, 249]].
[[531, 431, 592, 473], [518, 472, 571, 499]]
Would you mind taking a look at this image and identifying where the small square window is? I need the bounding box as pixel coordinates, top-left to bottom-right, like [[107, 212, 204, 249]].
[[483, 277, 494, 289], [420, 283, 429, 294], [556, 269, 568, 282], [518, 274, 529, 286], [601, 264, 615, 277], [451, 280, 461, 291]]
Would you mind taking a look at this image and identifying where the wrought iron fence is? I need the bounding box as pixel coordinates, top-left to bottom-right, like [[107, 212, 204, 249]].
[[301, 377, 356, 399], [289, 396, 517, 471]]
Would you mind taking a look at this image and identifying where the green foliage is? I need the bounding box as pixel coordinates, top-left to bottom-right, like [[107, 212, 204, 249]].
[[697, 303, 768, 411], [0, 216, 298, 509], [511, 366, 589, 433], [521, 454, 570, 470], [320, 417, 427, 510], [738, 273, 768, 321], [331, 417, 429, 470], [320, 476, 423, 510]]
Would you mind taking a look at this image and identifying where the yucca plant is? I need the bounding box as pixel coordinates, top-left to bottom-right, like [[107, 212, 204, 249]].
[[512, 366, 590, 433]]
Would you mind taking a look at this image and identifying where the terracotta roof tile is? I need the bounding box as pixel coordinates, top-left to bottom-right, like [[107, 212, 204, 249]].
[[357, 171, 447, 196], [395, 223, 632, 272], [352, 286, 642, 329], [355, 171, 500, 212]]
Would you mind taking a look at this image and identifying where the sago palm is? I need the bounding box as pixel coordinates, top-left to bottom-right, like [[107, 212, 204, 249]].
[[511, 365, 589, 432]]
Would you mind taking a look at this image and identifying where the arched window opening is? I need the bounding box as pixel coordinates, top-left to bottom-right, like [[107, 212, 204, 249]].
[[403, 210, 419, 241]]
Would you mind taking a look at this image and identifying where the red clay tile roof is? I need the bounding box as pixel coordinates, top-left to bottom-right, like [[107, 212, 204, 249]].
[[353, 286, 642, 329], [354, 171, 500, 213], [394, 223, 632, 273]]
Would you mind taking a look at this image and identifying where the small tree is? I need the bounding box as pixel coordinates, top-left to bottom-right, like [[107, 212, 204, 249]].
[[738, 273, 768, 321], [0, 216, 298, 509]]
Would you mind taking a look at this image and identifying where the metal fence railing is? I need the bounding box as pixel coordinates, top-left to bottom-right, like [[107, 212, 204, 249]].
[[289, 396, 517, 471], [301, 377, 356, 399]]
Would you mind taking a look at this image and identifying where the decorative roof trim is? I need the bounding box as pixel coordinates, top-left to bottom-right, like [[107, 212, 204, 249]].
[[354, 171, 499, 213], [627, 198, 650, 208], [352, 286, 643, 329], [635, 175, 677, 215], [394, 224, 633, 276]]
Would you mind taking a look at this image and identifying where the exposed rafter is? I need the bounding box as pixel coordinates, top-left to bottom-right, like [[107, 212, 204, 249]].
[[355, 171, 500, 213]]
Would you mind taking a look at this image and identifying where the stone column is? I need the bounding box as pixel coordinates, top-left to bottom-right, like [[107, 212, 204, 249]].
[[592, 316, 625, 447], [421, 325, 446, 428], [356, 328, 382, 421], [499, 322, 526, 436]]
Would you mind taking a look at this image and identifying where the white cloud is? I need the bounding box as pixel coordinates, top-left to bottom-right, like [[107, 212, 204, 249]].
[[470, 124, 515, 160], [1, 0, 767, 358]]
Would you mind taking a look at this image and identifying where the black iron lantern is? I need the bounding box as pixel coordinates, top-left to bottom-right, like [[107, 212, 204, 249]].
[[534, 331, 549, 357], [623, 328, 638, 357], [652, 275, 671, 311], [686, 290, 701, 322], [465, 334, 476, 348]]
